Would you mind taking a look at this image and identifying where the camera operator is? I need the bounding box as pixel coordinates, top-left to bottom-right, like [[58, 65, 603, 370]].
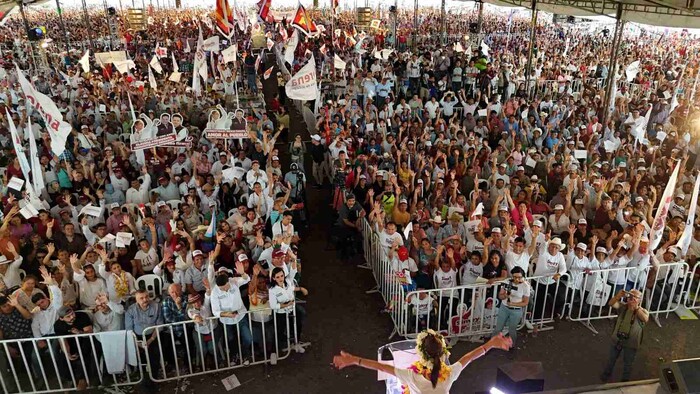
[[491, 266, 530, 357], [600, 289, 649, 383], [284, 163, 308, 226]]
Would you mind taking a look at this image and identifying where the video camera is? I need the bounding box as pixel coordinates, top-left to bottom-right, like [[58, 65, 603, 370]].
[[503, 279, 518, 294]]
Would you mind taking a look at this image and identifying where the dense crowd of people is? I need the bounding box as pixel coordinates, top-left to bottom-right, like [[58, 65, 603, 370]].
[[0, 2, 697, 392]]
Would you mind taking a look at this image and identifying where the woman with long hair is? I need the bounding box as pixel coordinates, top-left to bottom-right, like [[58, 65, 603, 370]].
[[333, 331, 511, 393]]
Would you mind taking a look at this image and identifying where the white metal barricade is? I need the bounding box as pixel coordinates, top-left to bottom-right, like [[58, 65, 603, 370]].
[[0, 331, 142, 393], [141, 308, 296, 382], [684, 262, 700, 312], [360, 219, 406, 339], [568, 262, 690, 334]]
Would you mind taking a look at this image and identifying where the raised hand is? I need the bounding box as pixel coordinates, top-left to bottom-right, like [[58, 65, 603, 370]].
[[234, 261, 245, 276]]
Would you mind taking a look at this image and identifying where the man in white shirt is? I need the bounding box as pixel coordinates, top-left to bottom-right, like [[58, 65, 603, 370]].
[[532, 238, 568, 319], [210, 267, 252, 363], [424, 97, 440, 120]]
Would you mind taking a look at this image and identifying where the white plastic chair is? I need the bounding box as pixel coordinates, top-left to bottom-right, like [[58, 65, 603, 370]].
[[136, 274, 163, 300], [166, 200, 182, 210], [228, 208, 237, 218]]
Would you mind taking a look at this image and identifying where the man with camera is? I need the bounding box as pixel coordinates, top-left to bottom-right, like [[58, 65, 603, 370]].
[[491, 266, 530, 357], [601, 289, 649, 382]]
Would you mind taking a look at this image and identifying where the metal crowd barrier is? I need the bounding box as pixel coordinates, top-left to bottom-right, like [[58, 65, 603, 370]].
[[400, 273, 571, 339], [0, 331, 142, 393], [360, 219, 406, 340], [140, 308, 296, 382], [686, 262, 700, 312], [567, 262, 690, 334]]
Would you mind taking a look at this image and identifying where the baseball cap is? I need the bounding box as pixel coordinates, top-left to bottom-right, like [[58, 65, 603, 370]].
[[578, 218, 587, 225], [57, 306, 74, 318], [110, 203, 120, 209], [596, 247, 609, 255], [311, 134, 321, 141], [238, 254, 249, 262], [492, 227, 502, 234], [554, 204, 564, 210], [156, 201, 166, 208], [575, 242, 587, 251], [635, 196, 644, 203], [272, 249, 286, 259], [272, 156, 279, 161], [533, 220, 543, 227], [192, 250, 204, 258], [399, 198, 408, 204]]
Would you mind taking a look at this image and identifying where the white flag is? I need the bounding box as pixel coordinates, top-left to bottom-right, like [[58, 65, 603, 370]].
[[16, 65, 70, 156], [649, 161, 681, 251], [192, 26, 205, 96], [148, 64, 157, 91], [284, 30, 299, 65], [79, 50, 90, 73], [285, 55, 317, 101], [27, 116, 44, 194], [6, 109, 31, 179], [113, 60, 135, 74], [202, 36, 220, 52], [480, 41, 490, 57], [676, 174, 700, 255], [222, 44, 237, 64], [333, 54, 346, 70], [171, 52, 179, 72], [625, 60, 640, 82], [149, 56, 163, 74], [184, 39, 191, 53], [454, 42, 464, 53]]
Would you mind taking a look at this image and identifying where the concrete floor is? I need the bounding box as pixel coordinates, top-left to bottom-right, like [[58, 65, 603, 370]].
[[147, 183, 700, 394]]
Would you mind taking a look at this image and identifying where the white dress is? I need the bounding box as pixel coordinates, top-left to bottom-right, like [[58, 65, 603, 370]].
[[394, 362, 464, 394]]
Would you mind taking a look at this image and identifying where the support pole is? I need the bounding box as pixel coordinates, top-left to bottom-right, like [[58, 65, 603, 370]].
[[440, 0, 446, 44], [524, 0, 538, 97], [81, 0, 94, 49], [412, 0, 418, 50], [55, 0, 70, 53], [603, 3, 624, 125], [476, 0, 483, 37]]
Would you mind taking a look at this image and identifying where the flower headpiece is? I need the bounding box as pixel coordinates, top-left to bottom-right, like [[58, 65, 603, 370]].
[[414, 329, 450, 369]]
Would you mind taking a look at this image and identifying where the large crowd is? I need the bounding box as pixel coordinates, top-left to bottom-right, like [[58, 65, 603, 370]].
[[0, 2, 697, 392]]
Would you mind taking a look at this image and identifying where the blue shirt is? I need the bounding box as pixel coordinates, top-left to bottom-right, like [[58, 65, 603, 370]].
[[125, 301, 163, 336]]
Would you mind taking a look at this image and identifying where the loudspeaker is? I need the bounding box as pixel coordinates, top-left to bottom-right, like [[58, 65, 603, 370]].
[[660, 358, 700, 394], [469, 22, 478, 33], [495, 362, 545, 394], [27, 27, 44, 41], [107, 6, 116, 15], [389, 5, 396, 13]]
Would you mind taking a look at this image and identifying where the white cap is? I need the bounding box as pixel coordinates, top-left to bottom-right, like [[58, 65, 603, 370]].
[[156, 201, 166, 208], [110, 203, 120, 209], [491, 227, 502, 234], [676, 194, 686, 199], [575, 198, 584, 205], [238, 254, 249, 261], [638, 166, 647, 171], [596, 246, 608, 254], [635, 196, 644, 203], [554, 204, 564, 210], [578, 218, 587, 225], [311, 134, 322, 141], [531, 175, 538, 181], [619, 162, 627, 168], [533, 220, 543, 227], [517, 166, 525, 171], [192, 250, 204, 257], [576, 242, 587, 251]]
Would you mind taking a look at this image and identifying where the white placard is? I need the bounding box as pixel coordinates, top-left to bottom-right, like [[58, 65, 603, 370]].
[[574, 150, 588, 160], [79, 203, 103, 218], [19, 203, 39, 219], [222, 45, 237, 63], [525, 157, 537, 168], [603, 140, 616, 152], [7, 177, 24, 191], [221, 373, 241, 391], [115, 232, 134, 248], [99, 234, 117, 244], [477, 109, 487, 117], [521, 109, 528, 119], [656, 131, 667, 142]]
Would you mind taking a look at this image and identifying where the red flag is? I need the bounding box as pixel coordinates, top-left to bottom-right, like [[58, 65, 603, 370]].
[[332, 0, 339, 15], [257, 0, 271, 23], [215, 0, 234, 34], [291, 3, 318, 37]]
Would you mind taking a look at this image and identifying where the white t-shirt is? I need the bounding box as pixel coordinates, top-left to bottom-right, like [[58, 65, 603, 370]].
[[505, 250, 530, 275], [461, 263, 483, 285], [395, 362, 464, 394], [504, 280, 531, 307], [393, 257, 418, 285], [534, 250, 567, 285], [433, 269, 458, 290], [380, 231, 404, 255], [135, 248, 159, 272], [409, 295, 433, 316]]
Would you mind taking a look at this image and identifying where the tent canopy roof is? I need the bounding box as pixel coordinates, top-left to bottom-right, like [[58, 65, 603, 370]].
[[483, 0, 700, 28]]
